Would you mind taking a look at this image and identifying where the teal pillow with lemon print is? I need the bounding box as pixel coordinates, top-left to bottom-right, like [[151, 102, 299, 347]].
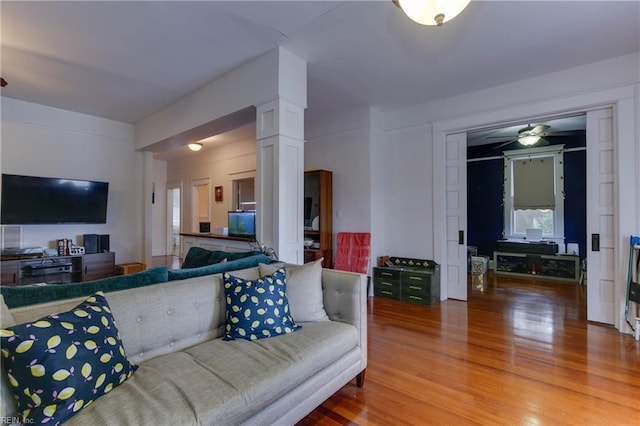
[[223, 268, 300, 341], [0, 292, 137, 424]]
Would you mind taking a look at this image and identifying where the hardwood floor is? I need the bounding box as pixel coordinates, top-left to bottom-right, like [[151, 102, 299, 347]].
[[299, 273, 640, 425]]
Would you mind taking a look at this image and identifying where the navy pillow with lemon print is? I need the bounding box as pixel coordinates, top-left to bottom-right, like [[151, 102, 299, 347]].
[[0, 292, 137, 424], [223, 268, 300, 341]]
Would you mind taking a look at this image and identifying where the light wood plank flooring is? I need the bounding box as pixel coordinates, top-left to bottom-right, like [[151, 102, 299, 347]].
[[299, 273, 640, 425]]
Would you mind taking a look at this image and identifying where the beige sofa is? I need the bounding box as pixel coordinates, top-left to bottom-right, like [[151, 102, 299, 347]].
[[0, 264, 367, 425]]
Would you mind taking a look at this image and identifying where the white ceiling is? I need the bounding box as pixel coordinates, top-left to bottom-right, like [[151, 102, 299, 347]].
[[1, 1, 639, 141]]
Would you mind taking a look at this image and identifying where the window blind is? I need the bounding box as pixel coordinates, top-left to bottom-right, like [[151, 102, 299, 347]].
[[513, 157, 555, 209]]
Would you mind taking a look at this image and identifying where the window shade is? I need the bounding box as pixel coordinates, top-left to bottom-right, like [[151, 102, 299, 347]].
[[513, 157, 555, 209]]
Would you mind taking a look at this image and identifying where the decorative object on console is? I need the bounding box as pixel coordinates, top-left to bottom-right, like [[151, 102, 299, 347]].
[[228, 211, 256, 239], [0, 292, 138, 425], [199, 222, 211, 233]]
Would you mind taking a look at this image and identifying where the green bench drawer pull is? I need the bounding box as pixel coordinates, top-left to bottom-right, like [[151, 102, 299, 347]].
[[409, 295, 423, 300], [408, 276, 424, 281], [408, 285, 422, 290]]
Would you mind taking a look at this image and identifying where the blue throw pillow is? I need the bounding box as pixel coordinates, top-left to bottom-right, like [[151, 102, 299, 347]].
[[0, 292, 137, 424], [223, 268, 300, 341]]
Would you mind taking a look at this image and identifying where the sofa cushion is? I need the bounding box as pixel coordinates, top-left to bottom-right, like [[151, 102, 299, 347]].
[[223, 268, 300, 341], [168, 253, 270, 281], [0, 266, 169, 309], [60, 321, 359, 426], [181, 248, 258, 269], [260, 259, 329, 322], [0, 292, 137, 425], [180, 246, 213, 269]]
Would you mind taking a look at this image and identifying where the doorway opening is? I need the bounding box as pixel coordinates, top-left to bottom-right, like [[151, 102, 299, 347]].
[[166, 183, 182, 257], [232, 177, 255, 211], [191, 178, 211, 233]]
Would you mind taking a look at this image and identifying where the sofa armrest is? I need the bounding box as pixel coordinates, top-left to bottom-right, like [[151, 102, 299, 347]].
[[321, 269, 367, 371]]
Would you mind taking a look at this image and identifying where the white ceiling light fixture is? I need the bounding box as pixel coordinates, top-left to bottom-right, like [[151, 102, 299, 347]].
[[394, 0, 471, 26], [518, 134, 541, 146], [187, 143, 203, 152]]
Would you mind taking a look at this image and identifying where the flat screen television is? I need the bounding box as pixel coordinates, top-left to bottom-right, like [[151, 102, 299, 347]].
[[228, 210, 256, 238], [1, 174, 109, 224]]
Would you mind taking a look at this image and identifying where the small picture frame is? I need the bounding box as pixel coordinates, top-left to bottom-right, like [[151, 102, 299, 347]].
[[215, 186, 223, 202]]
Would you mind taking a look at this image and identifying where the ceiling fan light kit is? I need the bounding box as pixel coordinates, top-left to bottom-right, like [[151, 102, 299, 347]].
[[187, 143, 203, 152], [394, 0, 471, 26], [518, 134, 541, 146]]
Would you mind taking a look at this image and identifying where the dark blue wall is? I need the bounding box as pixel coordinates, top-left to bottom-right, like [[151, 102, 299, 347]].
[[467, 136, 586, 259]]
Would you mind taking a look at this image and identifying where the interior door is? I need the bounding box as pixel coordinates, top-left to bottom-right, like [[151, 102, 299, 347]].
[[586, 108, 615, 324], [445, 133, 468, 301]]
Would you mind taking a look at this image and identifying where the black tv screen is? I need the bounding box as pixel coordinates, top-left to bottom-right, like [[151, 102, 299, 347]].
[[1, 174, 109, 224]]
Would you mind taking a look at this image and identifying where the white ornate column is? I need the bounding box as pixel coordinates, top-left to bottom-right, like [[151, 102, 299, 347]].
[[256, 99, 305, 263]]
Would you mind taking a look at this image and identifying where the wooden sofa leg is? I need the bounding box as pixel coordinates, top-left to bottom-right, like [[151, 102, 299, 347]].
[[356, 370, 366, 388]]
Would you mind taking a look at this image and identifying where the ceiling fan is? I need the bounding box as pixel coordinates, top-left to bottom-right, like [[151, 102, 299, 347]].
[[489, 123, 577, 150]]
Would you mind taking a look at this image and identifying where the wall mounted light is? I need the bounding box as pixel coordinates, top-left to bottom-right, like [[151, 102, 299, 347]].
[[393, 0, 471, 26], [187, 143, 203, 152]]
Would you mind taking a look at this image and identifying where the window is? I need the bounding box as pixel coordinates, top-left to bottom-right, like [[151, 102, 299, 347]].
[[503, 146, 564, 239]]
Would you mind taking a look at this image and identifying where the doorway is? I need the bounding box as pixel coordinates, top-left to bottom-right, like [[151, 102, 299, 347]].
[[435, 103, 626, 329], [191, 178, 210, 233], [166, 183, 182, 257]]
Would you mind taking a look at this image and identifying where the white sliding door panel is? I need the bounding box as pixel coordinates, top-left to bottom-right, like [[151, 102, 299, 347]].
[[586, 108, 615, 325], [445, 133, 468, 301]]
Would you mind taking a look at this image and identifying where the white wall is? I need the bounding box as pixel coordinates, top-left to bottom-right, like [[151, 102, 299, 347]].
[[1, 98, 143, 264], [305, 107, 372, 265], [165, 138, 256, 235], [151, 159, 167, 256], [379, 124, 434, 259]]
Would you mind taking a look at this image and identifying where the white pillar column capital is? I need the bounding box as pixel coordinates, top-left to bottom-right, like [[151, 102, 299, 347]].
[[256, 99, 305, 142]]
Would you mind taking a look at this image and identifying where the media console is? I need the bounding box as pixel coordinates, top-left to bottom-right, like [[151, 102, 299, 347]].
[[494, 251, 580, 282], [1, 252, 115, 286]]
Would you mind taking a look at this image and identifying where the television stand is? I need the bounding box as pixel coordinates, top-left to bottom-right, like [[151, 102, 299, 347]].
[[1, 252, 115, 286], [494, 251, 579, 282]]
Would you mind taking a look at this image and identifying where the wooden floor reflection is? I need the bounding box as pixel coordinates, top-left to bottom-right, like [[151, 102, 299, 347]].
[[299, 273, 640, 425]]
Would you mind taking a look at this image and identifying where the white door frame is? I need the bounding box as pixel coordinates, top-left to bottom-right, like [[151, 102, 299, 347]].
[[166, 181, 182, 257], [191, 178, 211, 233], [433, 85, 636, 332]]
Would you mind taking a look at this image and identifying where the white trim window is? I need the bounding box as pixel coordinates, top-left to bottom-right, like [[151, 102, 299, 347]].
[[503, 145, 565, 241]]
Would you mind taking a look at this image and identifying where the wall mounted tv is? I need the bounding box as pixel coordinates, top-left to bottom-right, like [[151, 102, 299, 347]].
[[228, 210, 256, 238], [1, 174, 109, 224]]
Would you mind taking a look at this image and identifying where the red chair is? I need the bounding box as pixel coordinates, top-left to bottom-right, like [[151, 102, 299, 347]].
[[334, 232, 371, 274]]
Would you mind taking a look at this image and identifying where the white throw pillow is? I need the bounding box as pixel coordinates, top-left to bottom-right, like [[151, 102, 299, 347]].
[[259, 259, 329, 322]]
